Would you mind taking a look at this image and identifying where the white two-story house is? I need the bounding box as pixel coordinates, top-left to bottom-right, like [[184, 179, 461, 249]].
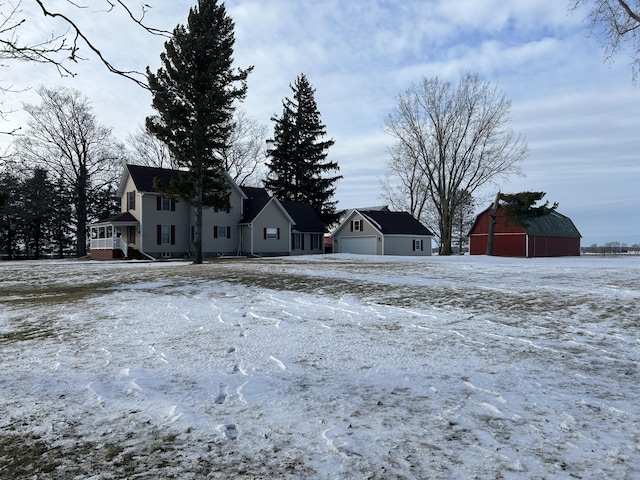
[[89, 164, 326, 260]]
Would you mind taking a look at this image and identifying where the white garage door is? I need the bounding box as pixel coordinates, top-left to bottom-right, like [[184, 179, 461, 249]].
[[339, 236, 376, 255]]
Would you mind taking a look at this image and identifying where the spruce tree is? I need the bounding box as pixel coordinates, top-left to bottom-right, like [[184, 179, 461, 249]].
[[22, 168, 56, 259], [499, 191, 558, 227], [146, 0, 252, 264], [265, 74, 341, 225]]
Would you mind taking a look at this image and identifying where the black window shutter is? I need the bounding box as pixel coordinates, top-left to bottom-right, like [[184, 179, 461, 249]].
[[213, 226, 218, 238], [227, 226, 231, 239], [291, 233, 295, 250], [277, 228, 280, 240], [360, 220, 364, 231], [156, 225, 161, 245], [263, 228, 267, 240], [170, 225, 176, 245], [302, 234, 305, 250], [156, 196, 161, 210], [171, 199, 176, 211], [350, 221, 353, 232]]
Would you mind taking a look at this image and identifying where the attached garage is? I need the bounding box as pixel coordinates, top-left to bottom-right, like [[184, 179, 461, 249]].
[[338, 236, 377, 255]]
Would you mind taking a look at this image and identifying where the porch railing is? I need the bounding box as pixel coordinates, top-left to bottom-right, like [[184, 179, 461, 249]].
[[90, 236, 128, 257]]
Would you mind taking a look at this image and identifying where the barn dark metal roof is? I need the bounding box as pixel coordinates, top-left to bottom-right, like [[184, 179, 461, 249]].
[[523, 211, 582, 238], [360, 210, 434, 236]]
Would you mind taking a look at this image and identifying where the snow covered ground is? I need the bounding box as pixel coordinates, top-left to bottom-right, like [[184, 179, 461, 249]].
[[1, 254, 639, 479]]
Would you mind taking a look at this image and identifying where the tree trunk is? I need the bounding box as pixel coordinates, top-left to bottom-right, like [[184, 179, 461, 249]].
[[193, 165, 204, 265], [486, 191, 501, 256], [76, 167, 88, 257], [438, 205, 454, 255]]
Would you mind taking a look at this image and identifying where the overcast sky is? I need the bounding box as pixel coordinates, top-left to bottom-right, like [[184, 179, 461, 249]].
[[2, 1, 639, 246]]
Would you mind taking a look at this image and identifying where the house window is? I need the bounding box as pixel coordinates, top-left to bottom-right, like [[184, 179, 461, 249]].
[[127, 191, 135, 210], [312, 234, 321, 250], [214, 226, 231, 239], [161, 225, 171, 244], [157, 196, 175, 211], [127, 226, 136, 243], [157, 225, 175, 245], [350, 220, 364, 232], [293, 233, 302, 250], [264, 227, 279, 239], [413, 239, 423, 251]]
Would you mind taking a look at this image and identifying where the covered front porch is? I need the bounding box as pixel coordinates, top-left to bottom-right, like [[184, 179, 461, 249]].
[[89, 212, 140, 260]]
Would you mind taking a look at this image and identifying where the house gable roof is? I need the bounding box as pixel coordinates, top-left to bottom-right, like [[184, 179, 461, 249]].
[[333, 209, 433, 237], [120, 164, 247, 200], [281, 200, 326, 233], [125, 164, 180, 193], [360, 210, 434, 236], [240, 196, 294, 225]]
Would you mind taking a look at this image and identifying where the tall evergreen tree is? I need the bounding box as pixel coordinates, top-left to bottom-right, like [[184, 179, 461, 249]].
[[50, 175, 74, 259], [0, 172, 21, 259], [265, 74, 341, 225], [499, 191, 558, 227], [146, 0, 252, 265], [21, 168, 56, 259]]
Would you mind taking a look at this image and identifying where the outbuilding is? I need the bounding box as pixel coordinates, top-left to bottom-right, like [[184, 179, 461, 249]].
[[331, 209, 434, 256], [469, 206, 582, 257]]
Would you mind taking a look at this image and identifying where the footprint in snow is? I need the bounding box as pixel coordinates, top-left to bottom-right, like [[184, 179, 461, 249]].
[[215, 383, 228, 405], [223, 423, 238, 441]]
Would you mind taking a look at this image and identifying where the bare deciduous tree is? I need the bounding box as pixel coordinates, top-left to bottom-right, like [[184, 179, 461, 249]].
[[0, 0, 168, 132], [570, 0, 640, 81], [1, 1, 168, 87], [126, 125, 176, 169], [383, 72, 527, 255], [12, 85, 125, 257], [222, 108, 268, 186]]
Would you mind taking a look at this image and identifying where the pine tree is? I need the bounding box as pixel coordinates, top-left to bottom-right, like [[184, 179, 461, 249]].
[[499, 191, 558, 227], [50, 175, 74, 258], [265, 74, 341, 225], [0, 172, 21, 259], [146, 0, 252, 264], [21, 168, 57, 259]]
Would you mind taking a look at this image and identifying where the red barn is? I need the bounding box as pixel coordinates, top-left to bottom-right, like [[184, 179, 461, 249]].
[[469, 206, 581, 257]]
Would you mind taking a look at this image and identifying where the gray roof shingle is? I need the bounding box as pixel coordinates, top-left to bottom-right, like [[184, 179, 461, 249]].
[[360, 210, 433, 236]]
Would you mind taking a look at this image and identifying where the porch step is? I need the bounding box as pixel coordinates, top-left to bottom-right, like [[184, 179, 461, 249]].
[[126, 248, 146, 260]]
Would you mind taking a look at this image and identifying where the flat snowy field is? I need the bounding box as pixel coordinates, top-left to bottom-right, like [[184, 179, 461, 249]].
[[1, 254, 639, 479]]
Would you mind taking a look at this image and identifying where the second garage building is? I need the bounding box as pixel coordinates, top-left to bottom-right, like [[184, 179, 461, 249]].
[[331, 209, 434, 256]]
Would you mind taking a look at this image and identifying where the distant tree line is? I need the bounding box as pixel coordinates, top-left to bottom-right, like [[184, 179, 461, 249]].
[[582, 242, 640, 255]]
